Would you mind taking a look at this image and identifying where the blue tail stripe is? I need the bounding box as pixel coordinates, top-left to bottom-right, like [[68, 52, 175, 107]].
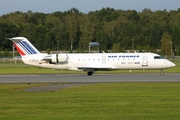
[[22, 41, 38, 54], [19, 42, 32, 54], [21, 41, 35, 54], [19, 42, 33, 54], [17, 42, 31, 55], [14, 40, 30, 55]]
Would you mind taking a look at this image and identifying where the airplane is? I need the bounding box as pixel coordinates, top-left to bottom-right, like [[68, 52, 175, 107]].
[[8, 37, 175, 76]]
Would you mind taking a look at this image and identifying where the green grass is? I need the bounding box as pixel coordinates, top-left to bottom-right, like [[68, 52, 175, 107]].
[[1, 60, 180, 119], [0, 59, 180, 74], [0, 83, 180, 120], [0, 60, 82, 74]]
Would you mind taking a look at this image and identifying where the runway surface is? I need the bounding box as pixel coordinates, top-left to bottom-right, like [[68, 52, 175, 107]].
[[0, 74, 180, 83]]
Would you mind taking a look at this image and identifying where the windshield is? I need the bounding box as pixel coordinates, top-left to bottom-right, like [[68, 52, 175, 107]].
[[154, 56, 164, 59]]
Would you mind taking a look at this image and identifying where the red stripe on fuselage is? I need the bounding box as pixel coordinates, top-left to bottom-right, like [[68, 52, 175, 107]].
[[14, 44, 26, 56]]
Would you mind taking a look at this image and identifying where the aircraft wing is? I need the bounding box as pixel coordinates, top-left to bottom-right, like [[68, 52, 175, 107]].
[[77, 66, 113, 71]]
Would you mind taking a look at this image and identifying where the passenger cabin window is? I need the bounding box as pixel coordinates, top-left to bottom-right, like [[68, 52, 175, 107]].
[[154, 56, 164, 59]]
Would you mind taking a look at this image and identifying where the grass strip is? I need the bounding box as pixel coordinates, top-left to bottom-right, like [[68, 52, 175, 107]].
[[0, 83, 180, 119]]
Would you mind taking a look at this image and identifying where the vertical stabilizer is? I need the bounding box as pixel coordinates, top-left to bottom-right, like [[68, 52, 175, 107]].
[[9, 37, 40, 56]]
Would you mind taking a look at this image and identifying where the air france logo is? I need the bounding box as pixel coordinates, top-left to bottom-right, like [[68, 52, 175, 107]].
[[108, 55, 140, 58]]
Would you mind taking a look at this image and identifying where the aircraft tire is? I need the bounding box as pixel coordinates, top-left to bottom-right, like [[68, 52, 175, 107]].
[[87, 71, 93, 76], [160, 72, 164, 75]]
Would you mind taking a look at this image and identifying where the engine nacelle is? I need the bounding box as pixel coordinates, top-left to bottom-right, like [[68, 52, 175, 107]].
[[51, 54, 67, 63]]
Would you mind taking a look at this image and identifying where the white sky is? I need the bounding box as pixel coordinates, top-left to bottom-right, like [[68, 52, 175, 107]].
[[0, 0, 180, 16]]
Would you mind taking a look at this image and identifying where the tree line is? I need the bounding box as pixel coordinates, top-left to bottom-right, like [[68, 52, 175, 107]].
[[0, 7, 180, 56]]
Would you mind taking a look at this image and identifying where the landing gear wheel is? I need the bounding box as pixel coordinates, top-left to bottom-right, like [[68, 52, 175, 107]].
[[160, 72, 164, 75], [87, 71, 93, 76], [160, 69, 164, 75]]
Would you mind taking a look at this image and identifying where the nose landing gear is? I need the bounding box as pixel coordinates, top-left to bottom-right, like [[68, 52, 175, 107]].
[[160, 69, 164, 75]]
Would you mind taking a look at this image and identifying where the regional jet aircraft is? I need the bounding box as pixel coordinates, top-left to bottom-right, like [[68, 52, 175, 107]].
[[8, 37, 175, 76]]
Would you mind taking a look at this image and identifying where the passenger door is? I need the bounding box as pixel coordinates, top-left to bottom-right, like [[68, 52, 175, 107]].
[[102, 56, 106, 63], [142, 57, 148, 66]]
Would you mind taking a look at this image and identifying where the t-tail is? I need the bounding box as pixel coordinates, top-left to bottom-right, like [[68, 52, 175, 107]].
[[8, 37, 40, 56]]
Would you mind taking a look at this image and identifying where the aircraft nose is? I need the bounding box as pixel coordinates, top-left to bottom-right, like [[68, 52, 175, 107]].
[[169, 61, 176, 67]]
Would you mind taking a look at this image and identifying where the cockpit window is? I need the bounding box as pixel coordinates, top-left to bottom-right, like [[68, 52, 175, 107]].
[[154, 56, 164, 59]]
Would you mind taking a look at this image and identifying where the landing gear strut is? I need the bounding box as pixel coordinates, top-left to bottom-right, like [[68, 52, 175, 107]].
[[87, 71, 93, 76], [160, 69, 164, 75]]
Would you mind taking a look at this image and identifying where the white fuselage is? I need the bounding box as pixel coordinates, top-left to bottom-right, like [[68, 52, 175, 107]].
[[22, 52, 175, 71]]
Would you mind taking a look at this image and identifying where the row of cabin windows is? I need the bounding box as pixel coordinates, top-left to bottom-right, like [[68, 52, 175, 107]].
[[78, 58, 136, 61], [78, 56, 164, 61], [77, 56, 164, 61]]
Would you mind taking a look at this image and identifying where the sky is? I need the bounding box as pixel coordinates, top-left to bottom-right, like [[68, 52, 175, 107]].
[[0, 0, 180, 16]]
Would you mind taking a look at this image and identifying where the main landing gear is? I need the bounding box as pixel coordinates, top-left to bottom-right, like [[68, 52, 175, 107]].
[[160, 69, 164, 75], [87, 71, 93, 76]]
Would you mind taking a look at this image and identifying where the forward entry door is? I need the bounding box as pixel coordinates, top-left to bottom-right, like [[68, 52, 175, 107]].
[[142, 57, 148, 66], [102, 56, 106, 63]]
